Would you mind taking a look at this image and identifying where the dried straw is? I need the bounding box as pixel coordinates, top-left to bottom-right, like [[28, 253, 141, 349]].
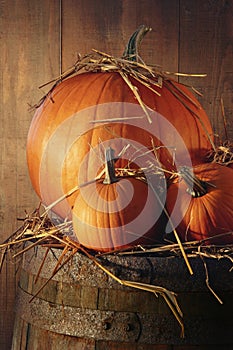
[[1, 204, 233, 337], [206, 140, 233, 166], [32, 49, 206, 116]]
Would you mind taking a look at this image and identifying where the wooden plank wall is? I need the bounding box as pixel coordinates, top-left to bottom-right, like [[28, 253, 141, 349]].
[[0, 1, 232, 348]]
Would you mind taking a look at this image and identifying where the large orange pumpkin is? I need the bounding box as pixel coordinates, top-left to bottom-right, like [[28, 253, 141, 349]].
[[166, 163, 233, 245], [72, 147, 166, 251], [27, 26, 214, 219]]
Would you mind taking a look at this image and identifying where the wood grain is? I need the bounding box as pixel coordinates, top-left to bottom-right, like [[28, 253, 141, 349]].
[[0, 1, 60, 348], [61, 0, 179, 72], [179, 0, 233, 140]]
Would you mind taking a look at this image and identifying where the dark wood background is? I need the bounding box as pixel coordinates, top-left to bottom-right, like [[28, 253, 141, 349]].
[[0, 1, 232, 348]]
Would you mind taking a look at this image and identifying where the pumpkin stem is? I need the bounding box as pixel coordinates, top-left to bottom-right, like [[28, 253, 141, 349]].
[[103, 147, 118, 184], [179, 166, 208, 198], [122, 24, 152, 62]]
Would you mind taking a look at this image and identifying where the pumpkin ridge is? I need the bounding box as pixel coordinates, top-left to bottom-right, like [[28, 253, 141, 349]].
[[162, 80, 214, 151], [196, 198, 214, 240], [92, 72, 120, 106], [56, 73, 104, 115], [108, 181, 125, 247], [99, 184, 113, 249]]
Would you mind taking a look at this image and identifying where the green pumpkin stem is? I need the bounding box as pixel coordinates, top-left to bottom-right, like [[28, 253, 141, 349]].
[[122, 25, 151, 62], [179, 166, 208, 198], [103, 147, 118, 184]]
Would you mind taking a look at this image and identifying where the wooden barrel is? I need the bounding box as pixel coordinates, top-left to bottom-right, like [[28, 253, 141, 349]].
[[12, 244, 233, 349]]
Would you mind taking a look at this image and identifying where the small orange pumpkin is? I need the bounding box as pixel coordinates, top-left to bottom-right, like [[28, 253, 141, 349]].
[[166, 163, 233, 245], [72, 147, 166, 252]]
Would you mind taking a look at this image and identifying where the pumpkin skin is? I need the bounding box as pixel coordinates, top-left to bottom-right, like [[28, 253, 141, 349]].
[[72, 176, 165, 252], [27, 71, 214, 219], [166, 163, 233, 245]]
